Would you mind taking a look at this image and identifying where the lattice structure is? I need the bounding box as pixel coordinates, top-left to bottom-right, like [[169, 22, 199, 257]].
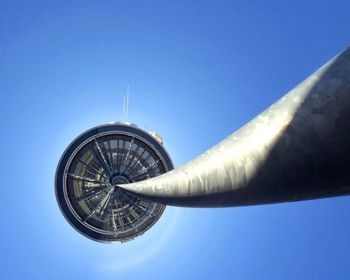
[[55, 123, 173, 242]]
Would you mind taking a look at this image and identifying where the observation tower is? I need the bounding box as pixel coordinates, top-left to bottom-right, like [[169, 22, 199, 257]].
[[56, 47, 350, 243]]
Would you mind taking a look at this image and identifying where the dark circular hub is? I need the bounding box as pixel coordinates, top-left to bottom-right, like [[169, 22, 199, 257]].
[[111, 175, 129, 185], [55, 123, 173, 242]]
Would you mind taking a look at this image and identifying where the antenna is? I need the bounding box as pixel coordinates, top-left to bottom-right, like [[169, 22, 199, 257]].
[[122, 95, 125, 122], [122, 84, 130, 123], [126, 84, 129, 122]]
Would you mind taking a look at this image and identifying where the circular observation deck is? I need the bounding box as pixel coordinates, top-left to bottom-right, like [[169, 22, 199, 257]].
[[55, 123, 173, 242]]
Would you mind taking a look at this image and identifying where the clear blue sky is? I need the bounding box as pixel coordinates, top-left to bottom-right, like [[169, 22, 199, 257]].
[[1, 1, 350, 279]]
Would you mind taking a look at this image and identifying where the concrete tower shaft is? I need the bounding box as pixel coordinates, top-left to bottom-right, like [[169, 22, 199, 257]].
[[120, 46, 350, 207]]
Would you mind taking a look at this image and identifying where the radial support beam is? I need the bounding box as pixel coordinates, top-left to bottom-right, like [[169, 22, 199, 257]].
[[119, 46, 350, 207]]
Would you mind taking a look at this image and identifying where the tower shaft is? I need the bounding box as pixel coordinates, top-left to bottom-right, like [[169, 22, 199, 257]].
[[120, 46, 350, 207]]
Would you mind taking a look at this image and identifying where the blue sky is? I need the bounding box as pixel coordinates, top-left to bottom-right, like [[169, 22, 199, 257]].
[[1, 1, 350, 279]]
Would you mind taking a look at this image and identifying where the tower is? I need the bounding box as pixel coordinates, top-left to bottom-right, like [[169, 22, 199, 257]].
[[56, 46, 350, 242]]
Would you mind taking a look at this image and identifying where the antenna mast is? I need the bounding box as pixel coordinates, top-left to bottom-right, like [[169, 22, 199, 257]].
[[126, 84, 129, 122], [122, 84, 130, 123]]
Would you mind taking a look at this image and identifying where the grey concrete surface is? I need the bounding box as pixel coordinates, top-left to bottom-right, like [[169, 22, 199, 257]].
[[119, 46, 350, 207]]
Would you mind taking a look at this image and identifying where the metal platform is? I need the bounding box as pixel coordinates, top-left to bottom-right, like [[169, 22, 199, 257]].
[[55, 123, 173, 242]]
